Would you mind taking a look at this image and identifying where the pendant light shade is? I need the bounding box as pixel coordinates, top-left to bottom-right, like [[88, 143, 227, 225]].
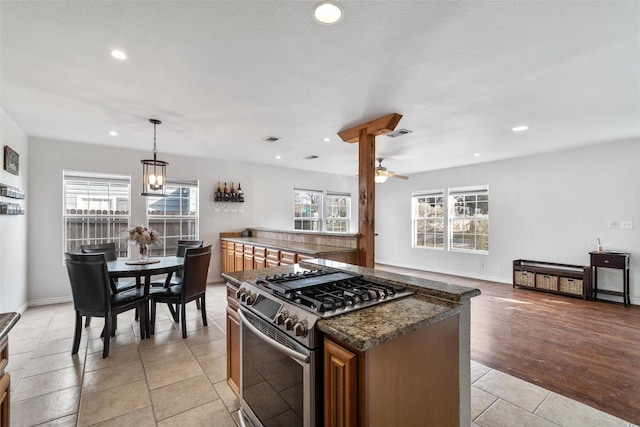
[[141, 119, 169, 197]]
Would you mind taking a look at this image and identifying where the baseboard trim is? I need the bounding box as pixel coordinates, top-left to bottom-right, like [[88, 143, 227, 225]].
[[30, 296, 73, 306]]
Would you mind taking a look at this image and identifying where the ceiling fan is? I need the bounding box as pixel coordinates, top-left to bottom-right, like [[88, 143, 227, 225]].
[[375, 158, 409, 183]]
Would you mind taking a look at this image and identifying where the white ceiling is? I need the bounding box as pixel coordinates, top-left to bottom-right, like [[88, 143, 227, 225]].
[[1, 1, 638, 177]]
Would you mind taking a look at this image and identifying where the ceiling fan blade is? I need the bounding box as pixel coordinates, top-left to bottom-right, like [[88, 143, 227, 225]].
[[389, 172, 409, 180]]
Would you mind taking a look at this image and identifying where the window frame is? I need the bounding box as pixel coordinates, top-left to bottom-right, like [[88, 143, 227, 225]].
[[293, 188, 323, 231], [324, 191, 351, 233], [146, 179, 199, 257], [448, 185, 489, 254], [412, 189, 445, 250], [62, 170, 131, 260]]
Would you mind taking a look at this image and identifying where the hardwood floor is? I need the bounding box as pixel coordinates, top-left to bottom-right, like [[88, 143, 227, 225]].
[[376, 264, 640, 425]]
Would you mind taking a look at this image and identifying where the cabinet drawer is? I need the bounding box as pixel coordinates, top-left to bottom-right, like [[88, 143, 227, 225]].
[[254, 246, 267, 257], [280, 251, 298, 265], [266, 248, 280, 260], [243, 245, 254, 255], [591, 253, 626, 269], [234, 243, 244, 253]]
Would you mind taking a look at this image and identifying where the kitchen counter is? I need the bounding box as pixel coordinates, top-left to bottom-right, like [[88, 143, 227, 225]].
[[222, 261, 477, 351], [0, 312, 20, 341], [220, 237, 357, 256]]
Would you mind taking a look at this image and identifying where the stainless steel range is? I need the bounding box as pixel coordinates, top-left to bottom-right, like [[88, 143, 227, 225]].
[[237, 268, 414, 427]]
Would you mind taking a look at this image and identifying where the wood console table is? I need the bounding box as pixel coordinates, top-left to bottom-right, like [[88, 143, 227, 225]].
[[589, 251, 630, 307]]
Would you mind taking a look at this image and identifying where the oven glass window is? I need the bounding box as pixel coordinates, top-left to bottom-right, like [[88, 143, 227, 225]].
[[242, 322, 304, 426]]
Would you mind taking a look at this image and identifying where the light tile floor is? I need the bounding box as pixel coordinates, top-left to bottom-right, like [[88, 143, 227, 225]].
[[6, 283, 636, 426]]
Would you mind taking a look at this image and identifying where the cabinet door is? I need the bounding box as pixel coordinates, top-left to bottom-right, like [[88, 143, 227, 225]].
[[225, 248, 235, 273], [243, 255, 254, 271], [266, 258, 280, 268], [226, 306, 240, 397], [324, 338, 358, 427], [254, 256, 267, 270], [234, 251, 244, 272]]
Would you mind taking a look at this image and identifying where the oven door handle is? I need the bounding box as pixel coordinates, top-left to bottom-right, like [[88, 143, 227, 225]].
[[238, 308, 310, 364]]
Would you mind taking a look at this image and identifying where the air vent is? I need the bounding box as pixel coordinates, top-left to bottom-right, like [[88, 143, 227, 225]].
[[262, 136, 282, 142], [386, 129, 412, 138], [304, 155, 320, 160]]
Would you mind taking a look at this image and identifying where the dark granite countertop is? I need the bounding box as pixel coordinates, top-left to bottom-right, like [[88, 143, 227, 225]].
[[316, 294, 462, 351], [219, 237, 357, 255], [0, 312, 20, 341], [222, 261, 480, 351]]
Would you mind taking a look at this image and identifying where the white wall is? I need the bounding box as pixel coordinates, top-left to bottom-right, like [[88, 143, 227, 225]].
[[0, 109, 29, 312], [27, 137, 358, 305], [375, 139, 640, 304]]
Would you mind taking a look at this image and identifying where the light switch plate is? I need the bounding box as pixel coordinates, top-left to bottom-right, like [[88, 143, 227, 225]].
[[621, 221, 633, 229], [607, 220, 616, 229]]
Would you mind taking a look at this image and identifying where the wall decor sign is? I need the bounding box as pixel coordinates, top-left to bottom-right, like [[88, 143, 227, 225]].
[[3, 145, 19, 175]]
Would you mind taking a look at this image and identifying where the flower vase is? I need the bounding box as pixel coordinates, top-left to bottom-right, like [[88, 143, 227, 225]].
[[139, 244, 148, 262]]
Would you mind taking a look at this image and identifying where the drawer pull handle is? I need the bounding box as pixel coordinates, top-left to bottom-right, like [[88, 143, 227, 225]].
[[604, 260, 610, 264]]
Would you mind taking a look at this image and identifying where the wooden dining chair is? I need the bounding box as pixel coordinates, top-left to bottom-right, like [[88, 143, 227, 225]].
[[149, 245, 211, 338], [65, 252, 148, 358]]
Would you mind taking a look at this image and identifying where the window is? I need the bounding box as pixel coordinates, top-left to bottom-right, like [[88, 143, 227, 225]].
[[325, 192, 351, 232], [412, 190, 445, 249], [147, 180, 199, 257], [448, 186, 489, 253], [294, 189, 322, 231], [63, 171, 131, 257]]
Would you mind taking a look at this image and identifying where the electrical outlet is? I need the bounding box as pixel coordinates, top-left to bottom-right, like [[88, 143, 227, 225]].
[[478, 262, 484, 270], [621, 221, 633, 229], [607, 220, 616, 229]]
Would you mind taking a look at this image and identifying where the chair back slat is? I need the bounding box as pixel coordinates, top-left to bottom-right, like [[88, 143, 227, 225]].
[[81, 242, 118, 261], [181, 245, 211, 300], [65, 252, 111, 312]]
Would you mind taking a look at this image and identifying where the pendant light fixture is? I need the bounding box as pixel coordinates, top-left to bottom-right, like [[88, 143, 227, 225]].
[[141, 118, 168, 197]]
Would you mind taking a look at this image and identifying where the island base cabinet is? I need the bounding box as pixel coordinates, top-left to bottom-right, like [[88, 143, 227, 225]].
[[324, 314, 460, 427], [226, 283, 240, 397]]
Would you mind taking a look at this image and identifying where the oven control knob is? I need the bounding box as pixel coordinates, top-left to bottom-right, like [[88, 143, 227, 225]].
[[293, 320, 308, 337], [236, 289, 246, 301], [275, 311, 288, 325], [284, 315, 297, 330], [245, 292, 256, 305]]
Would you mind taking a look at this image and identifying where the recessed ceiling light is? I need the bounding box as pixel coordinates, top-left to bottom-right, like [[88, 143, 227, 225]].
[[110, 49, 127, 60], [473, 153, 480, 157], [314, 2, 342, 24], [109, 131, 118, 136], [324, 137, 331, 142], [275, 155, 282, 160], [512, 125, 529, 132]]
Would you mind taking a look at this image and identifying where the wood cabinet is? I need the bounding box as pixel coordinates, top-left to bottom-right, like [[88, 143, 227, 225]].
[[0, 336, 10, 427], [324, 338, 357, 427], [323, 314, 460, 427], [513, 259, 591, 299], [280, 251, 298, 265], [225, 283, 241, 397], [243, 245, 254, 271], [220, 237, 358, 275]]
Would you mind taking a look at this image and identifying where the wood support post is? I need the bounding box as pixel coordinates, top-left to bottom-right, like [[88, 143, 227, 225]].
[[358, 130, 376, 268], [338, 113, 402, 268]]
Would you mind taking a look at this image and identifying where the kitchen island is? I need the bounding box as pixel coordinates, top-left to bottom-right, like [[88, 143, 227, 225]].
[[222, 259, 479, 426]]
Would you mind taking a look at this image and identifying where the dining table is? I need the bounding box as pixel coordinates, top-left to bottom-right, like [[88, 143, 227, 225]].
[[107, 256, 184, 338]]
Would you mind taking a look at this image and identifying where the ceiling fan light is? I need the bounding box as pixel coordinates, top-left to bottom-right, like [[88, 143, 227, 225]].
[[375, 174, 388, 184]]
